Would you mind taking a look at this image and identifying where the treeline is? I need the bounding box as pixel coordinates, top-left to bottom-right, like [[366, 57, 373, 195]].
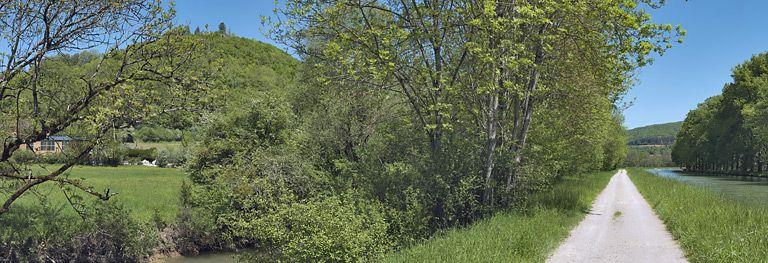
[[673, 53, 768, 174], [625, 146, 675, 167]]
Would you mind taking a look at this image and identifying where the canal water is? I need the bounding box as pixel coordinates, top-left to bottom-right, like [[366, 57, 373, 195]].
[[648, 168, 768, 204]]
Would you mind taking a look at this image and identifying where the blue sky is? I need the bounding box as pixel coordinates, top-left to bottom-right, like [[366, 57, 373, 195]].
[[172, 0, 768, 129], [625, 1, 768, 128]]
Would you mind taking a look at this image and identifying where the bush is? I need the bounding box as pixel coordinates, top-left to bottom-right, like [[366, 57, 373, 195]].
[[156, 148, 186, 168], [10, 150, 37, 164], [134, 126, 183, 142], [127, 148, 158, 162], [41, 152, 69, 164], [266, 196, 391, 262], [0, 202, 156, 262], [90, 142, 128, 166]]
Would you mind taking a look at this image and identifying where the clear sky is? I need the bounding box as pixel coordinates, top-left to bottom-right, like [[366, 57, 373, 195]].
[[624, 0, 768, 128], [172, 0, 768, 129], [172, 0, 281, 46]]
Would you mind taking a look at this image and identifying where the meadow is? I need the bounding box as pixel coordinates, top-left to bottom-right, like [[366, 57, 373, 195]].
[[628, 168, 768, 262], [383, 170, 614, 262], [13, 165, 187, 222]]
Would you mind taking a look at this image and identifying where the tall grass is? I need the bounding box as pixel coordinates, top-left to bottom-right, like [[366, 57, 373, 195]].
[[628, 168, 768, 262], [383, 171, 614, 262]]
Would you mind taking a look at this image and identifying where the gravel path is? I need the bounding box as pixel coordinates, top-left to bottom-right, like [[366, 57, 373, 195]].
[[547, 170, 688, 263]]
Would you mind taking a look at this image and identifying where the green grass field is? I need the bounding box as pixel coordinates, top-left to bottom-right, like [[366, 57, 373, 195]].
[[383, 170, 614, 262], [628, 168, 768, 262], [12, 165, 187, 222]]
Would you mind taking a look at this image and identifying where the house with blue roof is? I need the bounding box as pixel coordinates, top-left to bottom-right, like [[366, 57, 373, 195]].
[[27, 135, 75, 154]]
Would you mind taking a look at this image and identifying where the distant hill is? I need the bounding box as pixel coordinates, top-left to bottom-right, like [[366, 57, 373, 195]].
[[627, 121, 683, 146]]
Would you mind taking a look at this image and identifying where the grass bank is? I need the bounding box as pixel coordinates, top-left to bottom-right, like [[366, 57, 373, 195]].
[[13, 165, 187, 222], [383, 170, 614, 262], [627, 168, 768, 262]]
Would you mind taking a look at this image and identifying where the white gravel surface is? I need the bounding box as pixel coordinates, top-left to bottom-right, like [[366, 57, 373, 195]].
[[547, 170, 688, 263]]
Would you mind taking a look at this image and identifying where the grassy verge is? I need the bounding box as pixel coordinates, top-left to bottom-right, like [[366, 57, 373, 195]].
[[12, 165, 187, 222], [383, 170, 614, 262], [627, 168, 768, 262]]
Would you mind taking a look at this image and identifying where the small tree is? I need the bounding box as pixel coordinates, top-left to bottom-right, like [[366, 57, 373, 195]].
[[218, 22, 227, 34]]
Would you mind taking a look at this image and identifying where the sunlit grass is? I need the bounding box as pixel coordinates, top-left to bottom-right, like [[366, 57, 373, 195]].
[[628, 168, 768, 262], [383, 170, 614, 262], [10, 165, 187, 222]]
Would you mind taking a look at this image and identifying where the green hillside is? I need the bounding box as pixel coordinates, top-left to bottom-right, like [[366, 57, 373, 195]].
[[627, 121, 683, 146]]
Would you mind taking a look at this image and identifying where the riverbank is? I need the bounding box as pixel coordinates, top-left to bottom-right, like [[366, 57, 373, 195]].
[[628, 168, 768, 262], [383, 170, 614, 262]]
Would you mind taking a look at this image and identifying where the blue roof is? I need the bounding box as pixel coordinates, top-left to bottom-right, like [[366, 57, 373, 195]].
[[48, 135, 73, 141]]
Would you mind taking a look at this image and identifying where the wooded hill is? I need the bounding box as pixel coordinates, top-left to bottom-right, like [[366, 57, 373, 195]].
[[627, 121, 683, 146]]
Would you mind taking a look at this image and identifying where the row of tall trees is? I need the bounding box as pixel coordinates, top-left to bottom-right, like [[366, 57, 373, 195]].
[[268, 0, 680, 205], [168, 0, 679, 260], [673, 53, 768, 174]]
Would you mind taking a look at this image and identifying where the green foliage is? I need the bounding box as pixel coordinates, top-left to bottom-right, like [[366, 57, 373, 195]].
[[156, 147, 187, 168], [253, 196, 391, 262], [127, 147, 158, 162], [0, 202, 157, 262], [625, 145, 675, 167], [10, 150, 36, 164], [629, 168, 768, 262], [673, 52, 768, 174], [627, 122, 683, 146], [90, 141, 129, 166], [134, 126, 184, 142]]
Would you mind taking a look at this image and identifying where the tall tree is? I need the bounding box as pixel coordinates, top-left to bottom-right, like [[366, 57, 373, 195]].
[[270, 0, 682, 205]]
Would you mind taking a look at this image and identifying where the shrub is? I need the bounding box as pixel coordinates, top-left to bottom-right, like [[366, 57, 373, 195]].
[[10, 150, 37, 164], [134, 126, 183, 142], [90, 142, 128, 166], [0, 202, 156, 262], [41, 152, 69, 164], [269, 196, 391, 262], [156, 148, 186, 168], [127, 147, 158, 162]]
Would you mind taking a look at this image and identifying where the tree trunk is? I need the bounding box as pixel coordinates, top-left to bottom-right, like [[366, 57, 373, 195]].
[[483, 94, 500, 205]]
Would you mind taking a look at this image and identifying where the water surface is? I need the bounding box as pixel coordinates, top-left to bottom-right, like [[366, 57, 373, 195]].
[[647, 168, 768, 204]]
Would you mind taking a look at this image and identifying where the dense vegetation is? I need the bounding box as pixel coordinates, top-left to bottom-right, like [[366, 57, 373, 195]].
[[627, 122, 682, 146], [0, 1, 682, 262], [629, 168, 768, 262], [672, 53, 768, 175], [174, 1, 680, 261], [625, 145, 675, 167], [0, 27, 298, 261], [384, 170, 614, 262]]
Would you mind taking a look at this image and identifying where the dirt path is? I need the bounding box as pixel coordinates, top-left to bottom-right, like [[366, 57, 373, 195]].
[[547, 170, 688, 263]]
